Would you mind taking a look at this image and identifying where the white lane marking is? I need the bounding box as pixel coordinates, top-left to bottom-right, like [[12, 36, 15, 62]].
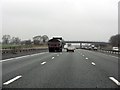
[[110, 55, 119, 59], [60, 53, 62, 54], [91, 62, 96, 66], [85, 58, 88, 60], [52, 57, 55, 59], [82, 55, 84, 56], [79, 49, 119, 59], [41, 62, 46, 65], [102, 53, 119, 59], [94, 51, 119, 59], [3, 75, 22, 85], [0, 52, 48, 62], [109, 77, 120, 86], [57, 54, 59, 56]]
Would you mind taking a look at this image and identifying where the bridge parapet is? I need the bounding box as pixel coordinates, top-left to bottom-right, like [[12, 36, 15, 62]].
[[64, 41, 110, 44]]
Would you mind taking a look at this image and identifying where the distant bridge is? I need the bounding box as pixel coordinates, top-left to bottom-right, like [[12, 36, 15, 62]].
[[64, 41, 110, 45]]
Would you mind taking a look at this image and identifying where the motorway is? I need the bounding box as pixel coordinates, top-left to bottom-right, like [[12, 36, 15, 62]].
[[1, 49, 120, 88]]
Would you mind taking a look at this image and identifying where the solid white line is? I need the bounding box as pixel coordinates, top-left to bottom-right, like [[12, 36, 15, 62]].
[[1, 52, 48, 62], [91, 62, 96, 66], [96, 51, 119, 59], [85, 58, 88, 59], [3, 75, 22, 85], [41, 62, 46, 65], [109, 77, 120, 86], [110, 55, 119, 59], [52, 57, 55, 59], [80, 49, 119, 59]]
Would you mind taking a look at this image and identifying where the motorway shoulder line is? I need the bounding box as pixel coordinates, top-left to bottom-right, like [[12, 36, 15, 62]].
[[1, 52, 48, 62]]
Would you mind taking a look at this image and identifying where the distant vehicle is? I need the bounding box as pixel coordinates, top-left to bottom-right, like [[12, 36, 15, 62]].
[[76, 47, 80, 49], [67, 46, 75, 52], [48, 37, 63, 52], [93, 47, 98, 51], [64, 45, 68, 49], [112, 47, 119, 51], [88, 47, 92, 50], [85, 47, 88, 49]]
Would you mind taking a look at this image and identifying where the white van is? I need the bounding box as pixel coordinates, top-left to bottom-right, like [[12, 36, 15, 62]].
[[112, 47, 119, 51]]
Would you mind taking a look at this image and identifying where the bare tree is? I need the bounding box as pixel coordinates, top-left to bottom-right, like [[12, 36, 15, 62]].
[[41, 35, 49, 43], [109, 34, 120, 47], [2, 35, 11, 44], [10, 37, 21, 44], [21, 40, 32, 45], [25, 40, 32, 45], [33, 35, 42, 45]]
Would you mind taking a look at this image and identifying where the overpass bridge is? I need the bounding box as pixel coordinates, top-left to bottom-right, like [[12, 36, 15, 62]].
[[64, 41, 110, 44], [64, 41, 110, 48]]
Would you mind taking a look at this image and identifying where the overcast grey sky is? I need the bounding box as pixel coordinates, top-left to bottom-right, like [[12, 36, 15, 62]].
[[1, 0, 119, 41]]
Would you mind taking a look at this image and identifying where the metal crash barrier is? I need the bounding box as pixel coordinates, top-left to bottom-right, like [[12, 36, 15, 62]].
[[2, 47, 48, 54]]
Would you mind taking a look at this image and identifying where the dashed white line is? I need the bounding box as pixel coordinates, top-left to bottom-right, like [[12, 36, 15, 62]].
[[57, 54, 59, 56], [41, 61, 46, 65], [52, 57, 55, 59], [82, 55, 84, 56], [109, 77, 120, 86], [91, 62, 96, 66], [85, 58, 88, 60], [3, 75, 22, 85]]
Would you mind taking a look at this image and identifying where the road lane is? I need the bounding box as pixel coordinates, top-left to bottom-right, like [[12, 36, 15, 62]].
[[2, 52, 57, 84], [77, 49, 119, 82], [3, 51, 118, 88]]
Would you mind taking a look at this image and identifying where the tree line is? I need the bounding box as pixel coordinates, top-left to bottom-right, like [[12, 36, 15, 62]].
[[2, 35, 49, 45], [1, 34, 120, 47], [109, 34, 120, 47]]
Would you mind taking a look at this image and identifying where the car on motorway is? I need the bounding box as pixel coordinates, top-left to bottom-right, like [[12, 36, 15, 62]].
[[112, 47, 119, 51], [88, 47, 92, 50], [67, 46, 75, 52], [93, 47, 98, 51]]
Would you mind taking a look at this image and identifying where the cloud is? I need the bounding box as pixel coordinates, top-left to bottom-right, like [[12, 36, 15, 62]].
[[2, 0, 119, 41]]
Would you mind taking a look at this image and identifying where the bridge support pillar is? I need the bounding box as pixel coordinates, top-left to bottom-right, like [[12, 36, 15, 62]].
[[80, 43, 82, 49]]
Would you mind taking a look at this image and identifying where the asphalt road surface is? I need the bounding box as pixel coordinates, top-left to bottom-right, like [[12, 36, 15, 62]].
[[1, 49, 120, 88]]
